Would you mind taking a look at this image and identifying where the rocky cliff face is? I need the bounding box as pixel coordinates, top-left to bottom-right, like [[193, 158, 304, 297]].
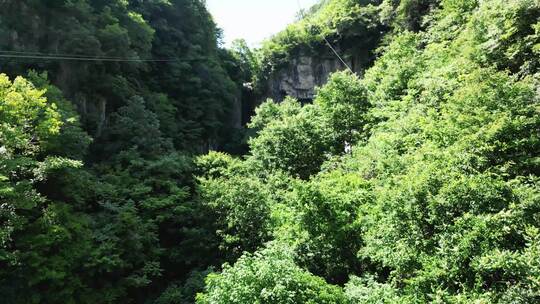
[[265, 51, 364, 103]]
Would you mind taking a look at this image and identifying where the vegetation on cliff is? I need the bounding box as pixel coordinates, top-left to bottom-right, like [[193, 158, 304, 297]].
[[0, 1, 244, 303], [197, 0, 540, 302], [1, 0, 539, 303]]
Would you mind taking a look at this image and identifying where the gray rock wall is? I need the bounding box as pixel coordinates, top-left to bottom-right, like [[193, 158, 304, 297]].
[[266, 52, 363, 103]]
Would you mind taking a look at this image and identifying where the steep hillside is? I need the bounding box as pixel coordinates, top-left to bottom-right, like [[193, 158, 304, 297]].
[[197, 0, 540, 302], [253, 0, 438, 102], [0, 1, 247, 303], [1, 0, 539, 303], [0, 0, 243, 152]]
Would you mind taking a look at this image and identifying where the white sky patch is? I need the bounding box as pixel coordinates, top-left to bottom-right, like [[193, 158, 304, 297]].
[[206, 0, 319, 47]]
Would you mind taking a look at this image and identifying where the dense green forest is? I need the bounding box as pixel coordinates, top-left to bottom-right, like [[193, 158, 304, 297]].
[[1, 0, 539, 303]]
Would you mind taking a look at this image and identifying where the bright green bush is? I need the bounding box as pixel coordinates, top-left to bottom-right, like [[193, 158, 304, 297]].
[[293, 170, 373, 283], [196, 246, 348, 304], [248, 99, 332, 179], [315, 71, 370, 150]]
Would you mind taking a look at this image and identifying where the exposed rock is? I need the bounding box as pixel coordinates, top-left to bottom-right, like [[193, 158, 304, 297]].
[[265, 51, 363, 103], [231, 93, 242, 129], [95, 98, 107, 137]]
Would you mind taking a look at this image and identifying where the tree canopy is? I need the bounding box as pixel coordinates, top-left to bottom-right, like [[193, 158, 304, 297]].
[[1, 0, 539, 303]]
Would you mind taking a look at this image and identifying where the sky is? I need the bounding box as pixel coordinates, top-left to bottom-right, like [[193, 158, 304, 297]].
[[205, 0, 319, 47]]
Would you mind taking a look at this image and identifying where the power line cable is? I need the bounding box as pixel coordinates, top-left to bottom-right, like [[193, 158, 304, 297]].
[[322, 37, 354, 73], [296, 0, 354, 73], [0, 50, 158, 60], [0, 52, 204, 62], [0, 54, 170, 62]]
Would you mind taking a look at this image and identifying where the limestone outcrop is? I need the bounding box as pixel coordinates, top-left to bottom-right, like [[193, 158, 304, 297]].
[[265, 52, 363, 103]]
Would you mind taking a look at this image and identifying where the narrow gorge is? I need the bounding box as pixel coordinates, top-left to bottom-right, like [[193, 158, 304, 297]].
[[1, 0, 539, 303]]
